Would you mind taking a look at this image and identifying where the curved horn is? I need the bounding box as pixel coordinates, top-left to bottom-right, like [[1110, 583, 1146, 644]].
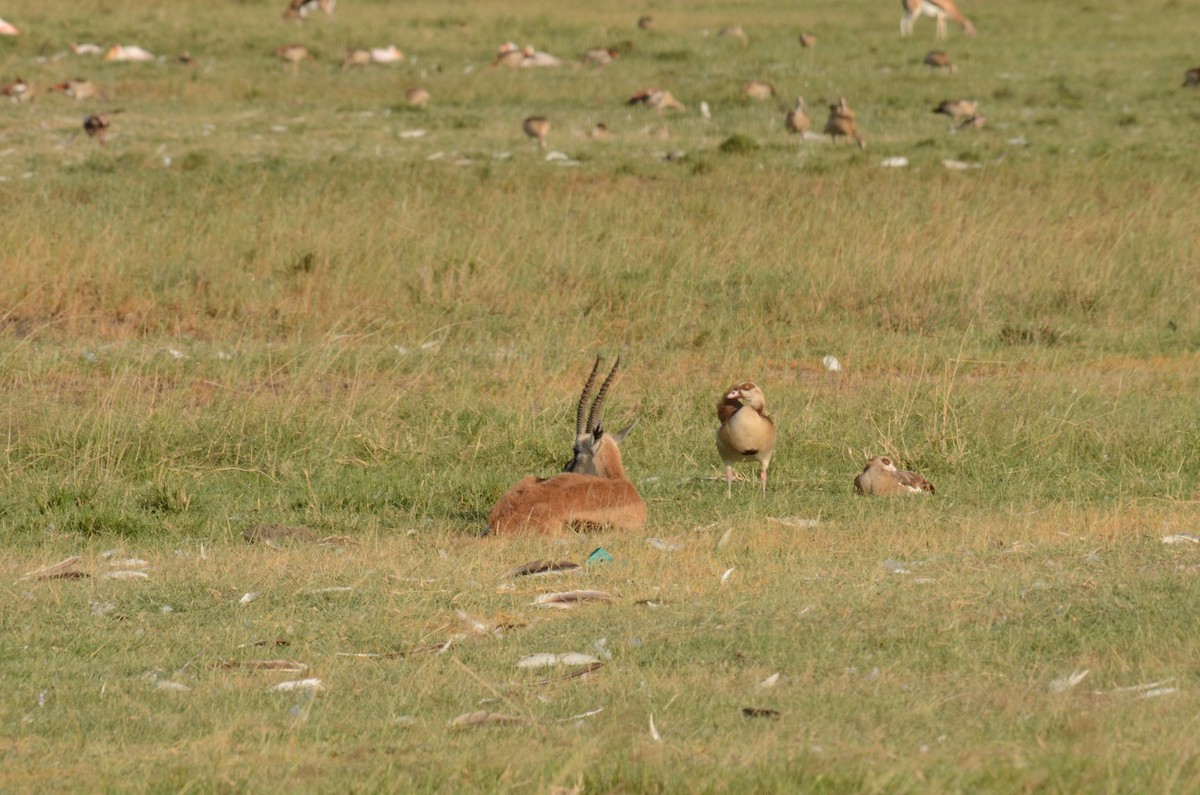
[[586, 356, 620, 433], [575, 356, 603, 436]]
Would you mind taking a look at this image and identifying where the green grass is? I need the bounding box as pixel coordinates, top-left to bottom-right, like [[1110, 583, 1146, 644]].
[[1, 0, 1200, 791]]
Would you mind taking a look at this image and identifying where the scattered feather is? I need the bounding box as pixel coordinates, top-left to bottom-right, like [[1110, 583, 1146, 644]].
[[239, 592, 260, 605], [1141, 687, 1179, 699], [18, 556, 86, 582], [717, 528, 734, 548], [649, 713, 662, 742], [532, 590, 616, 608], [309, 586, 354, 594], [1048, 669, 1090, 692], [244, 524, 315, 543], [757, 672, 781, 689], [822, 354, 842, 372], [267, 678, 325, 693], [504, 559, 580, 578], [742, 707, 781, 719], [562, 706, 604, 721], [700, 101, 711, 120], [108, 558, 148, 567], [221, 659, 308, 673], [880, 157, 908, 168], [881, 559, 911, 575], [767, 517, 820, 529], [155, 680, 190, 692], [1104, 678, 1175, 694], [721, 567, 735, 585], [399, 129, 427, 138], [645, 538, 681, 552], [942, 159, 981, 170], [107, 570, 149, 580], [449, 710, 524, 728], [517, 653, 600, 669], [1162, 534, 1200, 545], [522, 662, 606, 685], [90, 601, 117, 616]]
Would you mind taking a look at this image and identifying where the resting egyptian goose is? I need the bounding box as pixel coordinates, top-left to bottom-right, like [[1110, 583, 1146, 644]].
[[740, 81, 775, 101], [50, 79, 104, 101], [924, 50, 955, 73], [854, 456, 935, 496], [716, 382, 777, 496], [933, 99, 978, 125], [1, 78, 34, 103]]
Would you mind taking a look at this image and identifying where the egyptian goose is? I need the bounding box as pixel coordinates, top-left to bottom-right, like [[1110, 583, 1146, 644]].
[[520, 45, 564, 68], [717, 24, 747, 44], [924, 50, 955, 73], [798, 33, 817, 48], [716, 382, 777, 496], [104, 44, 156, 62], [83, 113, 110, 145], [933, 99, 979, 126], [582, 48, 619, 67], [1, 78, 34, 103], [49, 79, 104, 100], [825, 97, 865, 149], [405, 87, 430, 107], [637, 16, 655, 30], [523, 116, 550, 149], [342, 48, 371, 69], [740, 81, 775, 101], [901, 0, 975, 38], [1182, 68, 1200, 88], [785, 97, 809, 136], [854, 456, 935, 495], [627, 89, 686, 111]]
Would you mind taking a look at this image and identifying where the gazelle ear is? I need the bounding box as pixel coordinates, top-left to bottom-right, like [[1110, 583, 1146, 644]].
[[608, 419, 638, 445]]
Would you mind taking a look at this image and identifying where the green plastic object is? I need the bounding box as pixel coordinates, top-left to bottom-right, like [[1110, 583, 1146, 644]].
[[586, 546, 613, 565]]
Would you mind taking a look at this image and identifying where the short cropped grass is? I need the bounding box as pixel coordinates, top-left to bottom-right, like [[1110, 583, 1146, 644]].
[[1, 0, 1200, 791]]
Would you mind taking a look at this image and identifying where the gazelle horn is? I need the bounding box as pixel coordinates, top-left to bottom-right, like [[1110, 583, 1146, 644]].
[[586, 356, 621, 433], [575, 356, 603, 437]]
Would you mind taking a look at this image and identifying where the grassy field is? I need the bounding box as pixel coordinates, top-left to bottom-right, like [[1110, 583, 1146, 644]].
[[2, 0, 1200, 791]]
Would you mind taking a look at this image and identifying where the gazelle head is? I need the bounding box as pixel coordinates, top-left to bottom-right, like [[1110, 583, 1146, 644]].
[[563, 356, 636, 477]]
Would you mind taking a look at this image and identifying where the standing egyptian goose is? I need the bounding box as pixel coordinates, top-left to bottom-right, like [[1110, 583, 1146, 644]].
[[284, 0, 335, 20], [716, 382, 777, 496], [901, 0, 975, 38], [854, 456, 935, 496], [799, 33, 817, 48], [523, 116, 550, 149], [785, 97, 809, 136], [825, 97, 865, 149], [1182, 68, 1200, 88], [83, 113, 110, 145]]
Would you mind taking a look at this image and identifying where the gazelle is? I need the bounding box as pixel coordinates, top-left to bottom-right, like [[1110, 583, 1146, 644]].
[[487, 357, 646, 535], [854, 455, 935, 495], [901, 0, 976, 38]]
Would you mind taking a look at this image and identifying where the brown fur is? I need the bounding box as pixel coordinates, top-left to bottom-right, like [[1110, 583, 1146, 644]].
[[488, 358, 646, 535]]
